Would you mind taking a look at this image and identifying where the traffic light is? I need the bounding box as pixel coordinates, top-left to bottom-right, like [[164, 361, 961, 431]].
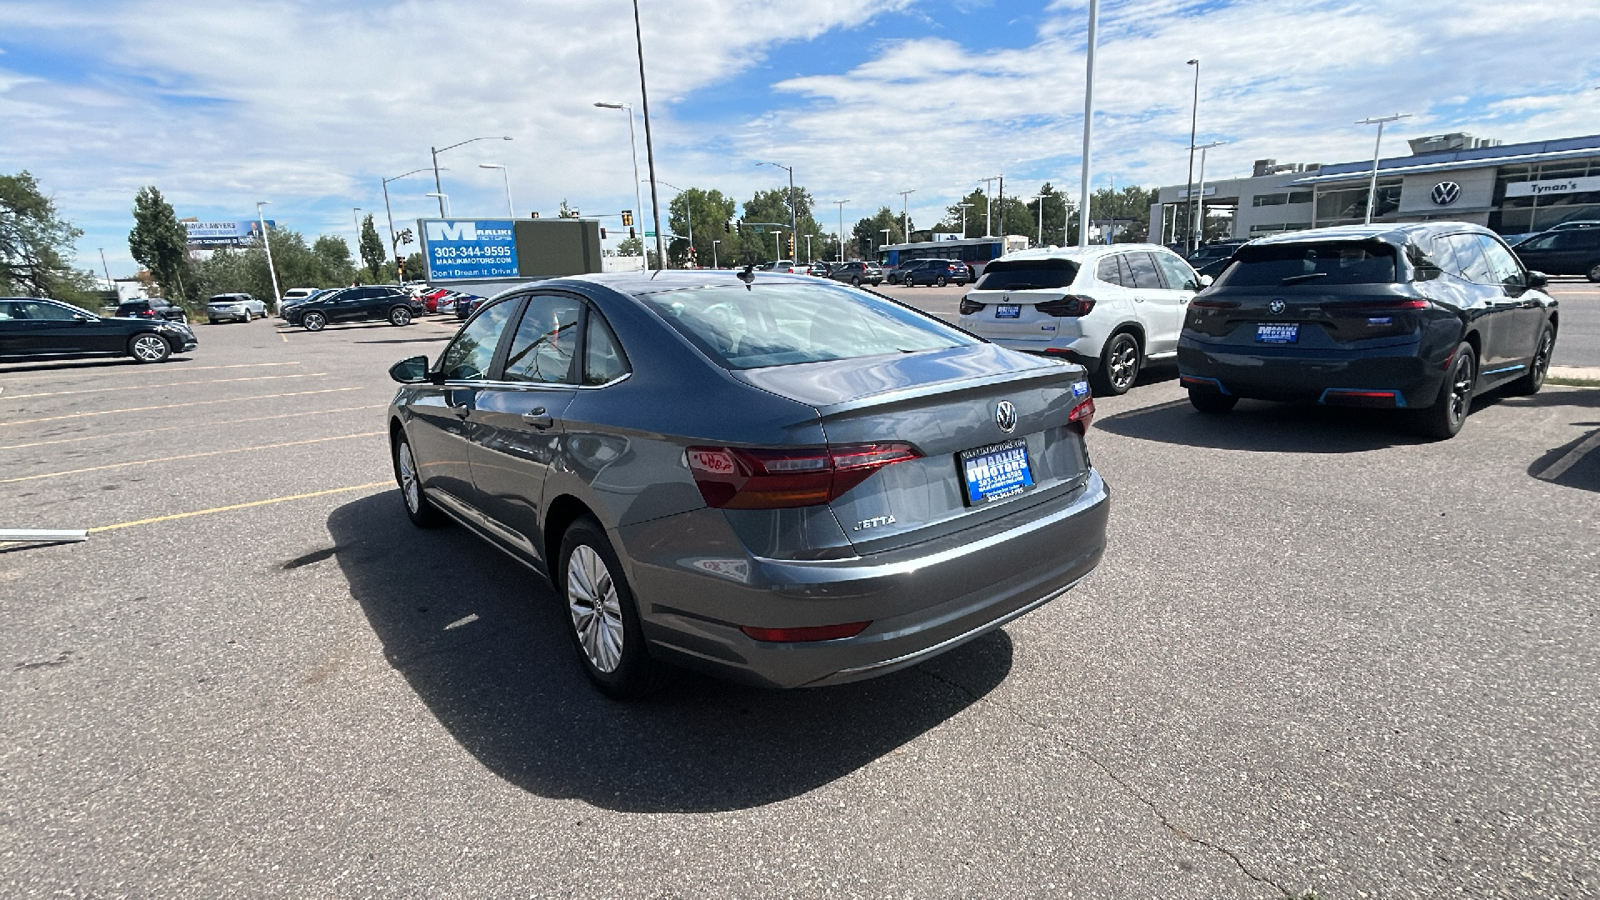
[[396, 257, 405, 278], [629, 227, 636, 239], [724, 220, 731, 234], [531, 211, 539, 219], [787, 233, 796, 259], [621, 210, 634, 227], [734, 220, 742, 235], [601, 227, 608, 239]]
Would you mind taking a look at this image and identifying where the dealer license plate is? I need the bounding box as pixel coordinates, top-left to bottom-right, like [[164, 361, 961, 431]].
[[1256, 323, 1299, 344], [995, 305, 1021, 318], [959, 439, 1034, 505]]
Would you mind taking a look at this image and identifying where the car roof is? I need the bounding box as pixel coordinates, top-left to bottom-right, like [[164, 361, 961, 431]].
[[985, 242, 1175, 264], [1246, 222, 1494, 248]]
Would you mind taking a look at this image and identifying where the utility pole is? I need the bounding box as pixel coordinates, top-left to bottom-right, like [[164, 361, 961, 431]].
[[1357, 113, 1411, 225], [1185, 58, 1200, 255], [980, 176, 1000, 236], [1078, 0, 1099, 248], [834, 199, 850, 262], [898, 189, 916, 244]]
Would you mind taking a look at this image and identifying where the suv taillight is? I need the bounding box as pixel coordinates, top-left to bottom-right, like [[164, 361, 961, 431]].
[[1036, 296, 1096, 317], [959, 297, 984, 315], [687, 443, 921, 509]]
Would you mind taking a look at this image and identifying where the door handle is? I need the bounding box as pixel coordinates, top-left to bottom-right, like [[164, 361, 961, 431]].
[[521, 408, 554, 429]]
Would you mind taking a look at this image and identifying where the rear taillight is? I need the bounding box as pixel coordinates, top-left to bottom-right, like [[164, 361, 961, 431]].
[[1190, 298, 1238, 309], [959, 297, 984, 315], [1068, 397, 1096, 434], [687, 443, 921, 509], [1036, 296, 1096, 317], [1320, 299, 1429, 312], [740, 621, 871, 642]]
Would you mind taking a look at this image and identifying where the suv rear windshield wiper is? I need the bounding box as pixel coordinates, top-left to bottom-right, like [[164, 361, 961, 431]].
[[1279, 272, 1328, 285]]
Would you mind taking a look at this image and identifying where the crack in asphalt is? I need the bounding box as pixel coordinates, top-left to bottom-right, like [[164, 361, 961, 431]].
[[917, 666, 1295, 899], [13, 650, 73, 671]]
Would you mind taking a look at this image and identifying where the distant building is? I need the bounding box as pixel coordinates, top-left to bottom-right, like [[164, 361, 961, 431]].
[[1150, 132, 1600, 244]]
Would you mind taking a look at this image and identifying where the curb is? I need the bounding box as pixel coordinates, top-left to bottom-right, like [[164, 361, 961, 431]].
[[1549, 366, 1600, 382]]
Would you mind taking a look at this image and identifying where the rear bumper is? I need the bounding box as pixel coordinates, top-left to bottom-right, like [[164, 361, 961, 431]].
[[1177, 336, 1445, 407], [619, 471, 1110, 689]]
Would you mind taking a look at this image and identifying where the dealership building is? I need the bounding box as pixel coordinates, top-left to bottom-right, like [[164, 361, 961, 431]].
[[1148, 132, 1600, 244]]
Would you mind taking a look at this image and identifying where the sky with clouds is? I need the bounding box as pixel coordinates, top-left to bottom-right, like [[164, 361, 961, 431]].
[[3, 0, 1598, 276]]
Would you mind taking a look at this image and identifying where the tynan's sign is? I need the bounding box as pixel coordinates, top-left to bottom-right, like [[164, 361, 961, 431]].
[[420, 219, 519, 281], [1504, 175, 1600, 199]]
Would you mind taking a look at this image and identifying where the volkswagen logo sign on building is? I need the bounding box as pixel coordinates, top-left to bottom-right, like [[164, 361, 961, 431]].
[[995, 400, 1017, 434], [1431, 181, 1462, 206]]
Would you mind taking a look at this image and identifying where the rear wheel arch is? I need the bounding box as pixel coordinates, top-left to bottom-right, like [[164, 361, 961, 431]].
[[1110, 321, 1146, 356], [543, 494, 599, 574], [1461, 329, 1482, 363]]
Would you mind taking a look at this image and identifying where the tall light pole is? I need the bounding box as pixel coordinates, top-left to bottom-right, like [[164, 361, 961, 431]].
[[594, 101, 646, 271], [897, 189, 916, 245], [879, 228, 890, 258], [957, 202, 974, 236], [352, 207, 362, 252], [759, 161, 797, 259], [655, 180, 693, 267], [1357, 113, 1411, 225], [1192, 141, 1226, 244], [1185, 58, 1200, 254], [629, 0, 666, 273], [979, 176, 1000, 236], [479, 164, 514, 217], [256, 201, 280, 302], [426, 192, 451, 217], [98, 248, 113, 297], [711, 239, 720, 269], [1078, 0, 1099, 249], [833, 199, 850, 262], [429, 135, 511, 217], [382, 166, 434, 254]]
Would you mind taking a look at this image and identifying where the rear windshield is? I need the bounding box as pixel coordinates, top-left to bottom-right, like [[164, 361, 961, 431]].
[[1220, 242, 1398, 286], [638, 282, 975, 370], [973, 258, 1080, 291]]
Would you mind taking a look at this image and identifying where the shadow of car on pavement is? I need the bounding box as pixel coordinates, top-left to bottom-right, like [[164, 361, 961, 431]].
[[323, 491, 1012, 813], [1094, 396, 1430, 453]]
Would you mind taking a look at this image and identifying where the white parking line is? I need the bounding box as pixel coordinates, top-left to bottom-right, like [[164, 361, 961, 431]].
[[0, 431, 384, 484], [1539, 431, 1600, 481], [1, 372, 328, 401], [0, 387, 363, 427], [0, 405, 383, 451]]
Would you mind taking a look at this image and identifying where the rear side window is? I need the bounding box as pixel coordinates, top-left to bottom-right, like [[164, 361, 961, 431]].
[[1125, 252, 1165, 289], [1219, 243, 1398, 287], [503, 294, 583, 385], [976, 258, 1081, 291], [584, 313, 629, 385], [1095, 256, 1127, 286], [639, 282, 973, 370]]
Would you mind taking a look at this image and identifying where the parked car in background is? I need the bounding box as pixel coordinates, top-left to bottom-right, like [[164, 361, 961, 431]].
[[828, 261, 884, 287], [1510, 227, 1600, 281], [1194, 256, 1233, 281], [282, 285, 420, 331], [115, 297, 189, 324], [387, 271, 1108, 697], [1505, 220, 1600, 246], [957, 243, 1206, 395], [903, 259, 971, 287], [1177, 223, 1558, 439], [205, 293, 267, 323], [278, 288, 318, 311], [2, 296, 197, 363], [279, 288, 332, 318], [452, 294, 487, 319], [1185, 240, 1248, 266], [755, 260, 807, 274], [807, 261, 834, 277]]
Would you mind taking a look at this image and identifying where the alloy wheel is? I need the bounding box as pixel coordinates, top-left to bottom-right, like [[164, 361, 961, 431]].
[[1108, 338, 1138, 391], [398, 441, 420, 514], [1448, 354, 1474, 427], [132, 335, 168, 362], [567, 545, 625, 673]]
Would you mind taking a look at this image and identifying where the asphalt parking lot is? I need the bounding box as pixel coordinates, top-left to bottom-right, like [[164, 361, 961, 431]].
[[3, 299, 1597, 897]]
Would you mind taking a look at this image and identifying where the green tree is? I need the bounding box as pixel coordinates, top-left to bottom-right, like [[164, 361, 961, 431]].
[[1081, 185, 1157, 244], [667, 188, 737, 268], [311, 234, 354, 279], [129, 185, 195, 305], [1024, 183, 1073, 247], [192, 228, 362, 307], [0, 171, 98, 303], [358, 214, 385, 281], [850, 206, 906, 260]]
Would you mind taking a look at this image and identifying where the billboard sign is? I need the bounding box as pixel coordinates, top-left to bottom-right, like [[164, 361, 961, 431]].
[[182, 220, 274, 248], [421, 219, 519, 280]]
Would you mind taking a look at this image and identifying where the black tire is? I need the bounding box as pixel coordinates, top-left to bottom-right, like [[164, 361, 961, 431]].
[[127, 333, 171, 363], [1091, 331, 1142, 396], [1505, 324, 1555, 396], [1588, 263, 1600, 283], [302, 311, 327, 332], [851, 276, 862, 286], [207, 319, 217, 325], [936, 275, 948, 287], [392, 432, 445, 528], [558, 516, 655, 699], [1414, 341, 1476, 440], [389, 306, 413, 327], [1188, 389, 1238, 414]]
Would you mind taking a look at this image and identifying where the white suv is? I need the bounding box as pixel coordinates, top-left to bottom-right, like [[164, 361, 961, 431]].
[[956, 243, 1207, 395]]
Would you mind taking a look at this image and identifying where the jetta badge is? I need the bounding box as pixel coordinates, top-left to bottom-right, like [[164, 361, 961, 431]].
[[996, 400, 1018, 434], [1269, 299, 1286, 314]]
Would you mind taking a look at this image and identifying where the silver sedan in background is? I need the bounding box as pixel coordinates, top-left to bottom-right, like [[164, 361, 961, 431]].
[[387, 271, 1110, 697]]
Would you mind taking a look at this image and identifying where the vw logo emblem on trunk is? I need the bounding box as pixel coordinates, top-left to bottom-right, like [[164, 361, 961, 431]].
[[1269, 299, 1286, 314], [996, 401, 1018, 434], [1431, 181, 1461, 206]]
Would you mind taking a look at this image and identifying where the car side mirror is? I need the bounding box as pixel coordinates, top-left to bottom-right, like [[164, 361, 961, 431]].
[[389, 355, 431, 384], [1197, 275, 1214, 288], [1526, 270, 1548, 289], [73, 313, 95, 322]]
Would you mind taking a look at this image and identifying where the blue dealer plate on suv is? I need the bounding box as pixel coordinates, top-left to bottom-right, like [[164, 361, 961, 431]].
[[1256, 323, 1298, 344], [995, 305, 1021, 318]]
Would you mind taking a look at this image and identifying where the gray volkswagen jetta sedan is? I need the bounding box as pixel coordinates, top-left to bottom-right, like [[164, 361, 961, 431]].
[[387, 270, 1109, 697]]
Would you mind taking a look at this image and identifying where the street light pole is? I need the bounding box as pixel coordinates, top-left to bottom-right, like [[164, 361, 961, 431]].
[[594, 101, 647, 271], [352, 207, 362, 252], [426, 193, 451, 217], [1185, 58, 1200, 254], [711, 239, 720, 269], [834, 200, 850, 262], [430, 135, 513, 217], [1078, 0, 1099, 249], [99, 248, 113, 298], [1192, 141, 1226, 244], [382, 166, 434, 255], [957, 202, 974, 237], [629, 0, 666, 272], [897, 189, 915, 245], [1357, 113, 1411, 225], [479, 164, 514, 217], [759, 161, 797, 259], [257, 201, 280, 302], [980, 176, 1000, 236]]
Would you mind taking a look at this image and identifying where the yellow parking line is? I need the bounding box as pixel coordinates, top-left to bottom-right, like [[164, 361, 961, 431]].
[[0, 387, 364, 427], [0, 431, 384, 484], [0, 406, 383, 451], [2, 372, 328, 401], [87, 481, 392, 534]]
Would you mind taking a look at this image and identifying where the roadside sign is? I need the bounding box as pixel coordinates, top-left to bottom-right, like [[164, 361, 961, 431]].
[[420, 219, 518, 281]]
